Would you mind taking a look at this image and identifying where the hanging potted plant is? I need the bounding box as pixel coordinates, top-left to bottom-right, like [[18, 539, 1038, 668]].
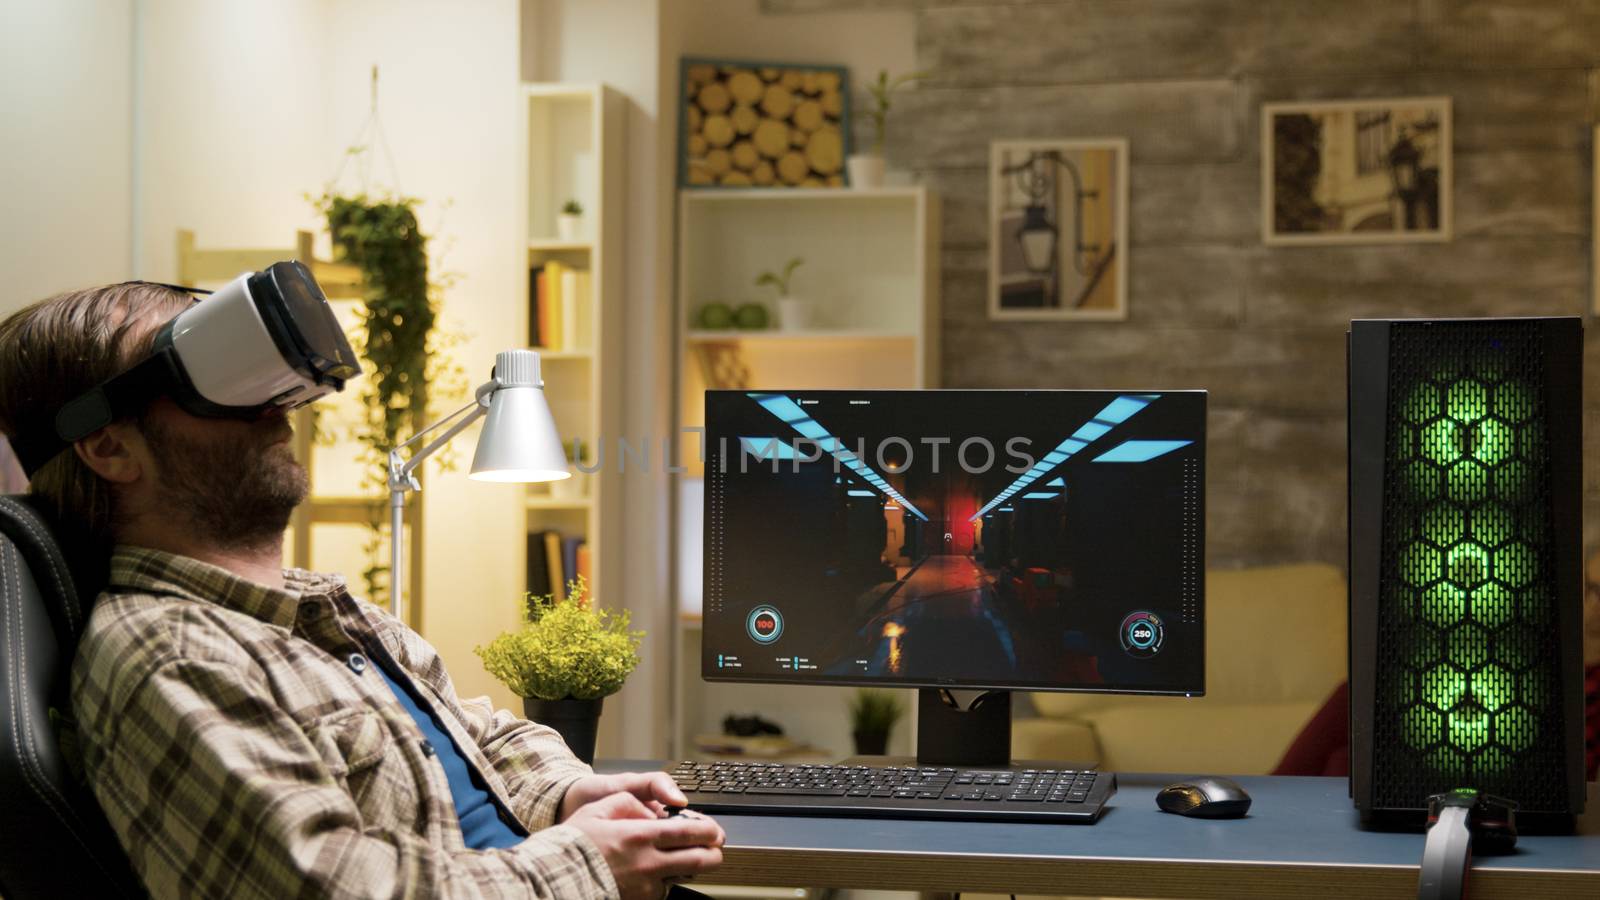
[[476, 576, 642, 763], [311, 190, 463, 606], [756, 256, 807, 332], [849, 69, 926, 189], [308, 68, 465, 611]]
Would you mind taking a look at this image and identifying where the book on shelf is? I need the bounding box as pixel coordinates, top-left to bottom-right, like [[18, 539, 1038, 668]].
[[526, 528, 590, 607], [528, 265, 544, 347], [528, 260, 591, 354], [575, 542, 591, 585], [561, 536, 582, 592], [543, 530, 565, 602], [573, 268, 593, 350], [525, 530, 551, 600]]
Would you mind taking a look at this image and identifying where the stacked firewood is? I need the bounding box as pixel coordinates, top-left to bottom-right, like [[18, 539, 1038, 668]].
[[683, 63, 846, 188]]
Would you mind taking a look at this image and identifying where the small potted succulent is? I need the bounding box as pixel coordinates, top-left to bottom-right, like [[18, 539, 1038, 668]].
[[849, 70, 926, 189], [557, 199, 583, 241], [756, 257, 807, 331], [476, 576, 642, 763], [848, 688, 905, 756]]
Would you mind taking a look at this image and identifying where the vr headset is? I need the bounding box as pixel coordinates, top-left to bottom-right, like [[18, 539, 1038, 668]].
[[12, 261, 362, 478]]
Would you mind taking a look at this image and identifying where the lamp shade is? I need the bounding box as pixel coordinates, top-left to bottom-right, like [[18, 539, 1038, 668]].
[[468, 349, 571, 483]]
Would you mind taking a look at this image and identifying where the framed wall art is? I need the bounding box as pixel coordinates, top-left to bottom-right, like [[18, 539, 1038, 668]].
[[678, 58, 851, 189], [1262, 96, 1452, 245], [989, 139, 1128, 321]]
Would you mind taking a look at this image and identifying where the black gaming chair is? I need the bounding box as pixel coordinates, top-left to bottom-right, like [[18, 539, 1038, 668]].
[[0, 495, 143, 898]]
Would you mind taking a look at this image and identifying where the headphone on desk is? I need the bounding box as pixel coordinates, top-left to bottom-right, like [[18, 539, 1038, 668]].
[[1418, 789, 1518, 900]]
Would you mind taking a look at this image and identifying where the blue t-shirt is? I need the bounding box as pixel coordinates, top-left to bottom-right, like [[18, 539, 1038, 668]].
[[372, 657, 526, 850]]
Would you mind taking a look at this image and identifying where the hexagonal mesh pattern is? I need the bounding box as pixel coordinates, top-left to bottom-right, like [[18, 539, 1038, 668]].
[[1374, 322, 1569, 809]]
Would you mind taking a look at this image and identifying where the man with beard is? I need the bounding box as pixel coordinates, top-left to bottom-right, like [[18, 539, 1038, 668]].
[[0, 282, 723, 899]]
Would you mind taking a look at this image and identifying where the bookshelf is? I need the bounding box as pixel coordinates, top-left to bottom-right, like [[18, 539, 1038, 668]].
[[522, 83, 624, 616], [672, 186, 940, 761]]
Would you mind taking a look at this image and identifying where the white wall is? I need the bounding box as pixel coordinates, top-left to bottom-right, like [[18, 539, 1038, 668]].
[[0, 0, 135, 310], [320, 0, 528, 709], [134, 0, 329, 281]]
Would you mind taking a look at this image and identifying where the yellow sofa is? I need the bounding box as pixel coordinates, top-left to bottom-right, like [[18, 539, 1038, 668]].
[[1012, 563, 1348, 775]]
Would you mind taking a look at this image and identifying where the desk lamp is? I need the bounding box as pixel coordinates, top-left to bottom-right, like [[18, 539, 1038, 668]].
[[386, 348, 569, 623]]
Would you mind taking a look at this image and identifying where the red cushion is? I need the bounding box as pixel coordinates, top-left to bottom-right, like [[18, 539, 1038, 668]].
[[1273, 681, 1349, 776]]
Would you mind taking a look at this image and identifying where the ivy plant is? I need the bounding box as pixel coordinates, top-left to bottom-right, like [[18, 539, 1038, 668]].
[[312, 191, 462, 604]]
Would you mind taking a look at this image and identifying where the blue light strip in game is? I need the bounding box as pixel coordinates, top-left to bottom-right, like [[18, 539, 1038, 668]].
[[739, 436, 801, 460], [1091, 439, 1193, 463], [747, 393, 930, 521], [969, 394, 1159, 521]]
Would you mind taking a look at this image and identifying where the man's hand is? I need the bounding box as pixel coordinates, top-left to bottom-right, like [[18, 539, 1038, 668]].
[[560, 771, 688, 822], [562, 792, 725, 900]]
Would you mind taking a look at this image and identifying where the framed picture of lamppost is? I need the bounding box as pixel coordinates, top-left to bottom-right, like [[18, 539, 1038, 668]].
[[1262, 96, 1452, 245], [988, 139, 1129, 321]]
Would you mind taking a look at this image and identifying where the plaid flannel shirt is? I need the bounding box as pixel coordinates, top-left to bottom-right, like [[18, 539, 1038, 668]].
[[70, 546, 620, 899]]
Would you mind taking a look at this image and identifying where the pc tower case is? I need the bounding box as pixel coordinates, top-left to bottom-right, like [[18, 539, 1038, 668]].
[[1348, 318, 1585, 829]]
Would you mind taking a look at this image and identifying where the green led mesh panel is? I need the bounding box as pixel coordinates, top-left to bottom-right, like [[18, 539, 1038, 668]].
[[1374, 322, 1567, 808]]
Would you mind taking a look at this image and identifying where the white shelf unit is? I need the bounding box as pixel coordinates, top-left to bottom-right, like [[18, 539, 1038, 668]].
[[522, 83, 624, 627], [672, 186, 940, 762]]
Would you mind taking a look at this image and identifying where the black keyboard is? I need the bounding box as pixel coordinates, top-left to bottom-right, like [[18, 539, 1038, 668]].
[[668, 760, 1116, 823]]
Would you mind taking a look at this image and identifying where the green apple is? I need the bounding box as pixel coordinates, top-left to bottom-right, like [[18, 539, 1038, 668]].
[[699, 302, 734, 329], [735, 302, 770, 329]]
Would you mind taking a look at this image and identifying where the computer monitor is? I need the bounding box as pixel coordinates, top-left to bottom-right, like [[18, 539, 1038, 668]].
[[702, 389, 1207, 765]]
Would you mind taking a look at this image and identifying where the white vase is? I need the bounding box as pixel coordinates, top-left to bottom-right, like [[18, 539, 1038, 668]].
[[847, 155, 886, 190], [778, 297, 811, 332], [556, 213, 581, 241]]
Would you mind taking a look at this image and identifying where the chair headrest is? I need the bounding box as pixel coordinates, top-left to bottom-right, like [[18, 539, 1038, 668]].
[[0, 495, 105, 658]]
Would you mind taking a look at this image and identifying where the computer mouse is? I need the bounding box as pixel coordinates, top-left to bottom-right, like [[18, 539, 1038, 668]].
[[1155, 776, 1252, 818]]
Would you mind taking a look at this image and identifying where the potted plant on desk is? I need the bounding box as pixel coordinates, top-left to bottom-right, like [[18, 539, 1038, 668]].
[[476, 576, 642, 763], [849, 688, 905, 756]]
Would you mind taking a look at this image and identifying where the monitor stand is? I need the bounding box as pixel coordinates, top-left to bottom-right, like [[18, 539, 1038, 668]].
[[837, 689, 1022, 768], [838, 688, 1100, 771], [913, 688, 1012, 767]]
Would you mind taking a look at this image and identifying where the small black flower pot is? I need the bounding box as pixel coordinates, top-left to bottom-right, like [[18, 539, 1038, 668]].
[[852, 729, 889, 757], [524, 696, 605, 764]]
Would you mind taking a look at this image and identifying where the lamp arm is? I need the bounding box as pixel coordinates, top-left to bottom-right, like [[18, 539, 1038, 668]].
[[395, 400, 487, 483], [391, 393, 479, 459], [384, 378, 495, 624]]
